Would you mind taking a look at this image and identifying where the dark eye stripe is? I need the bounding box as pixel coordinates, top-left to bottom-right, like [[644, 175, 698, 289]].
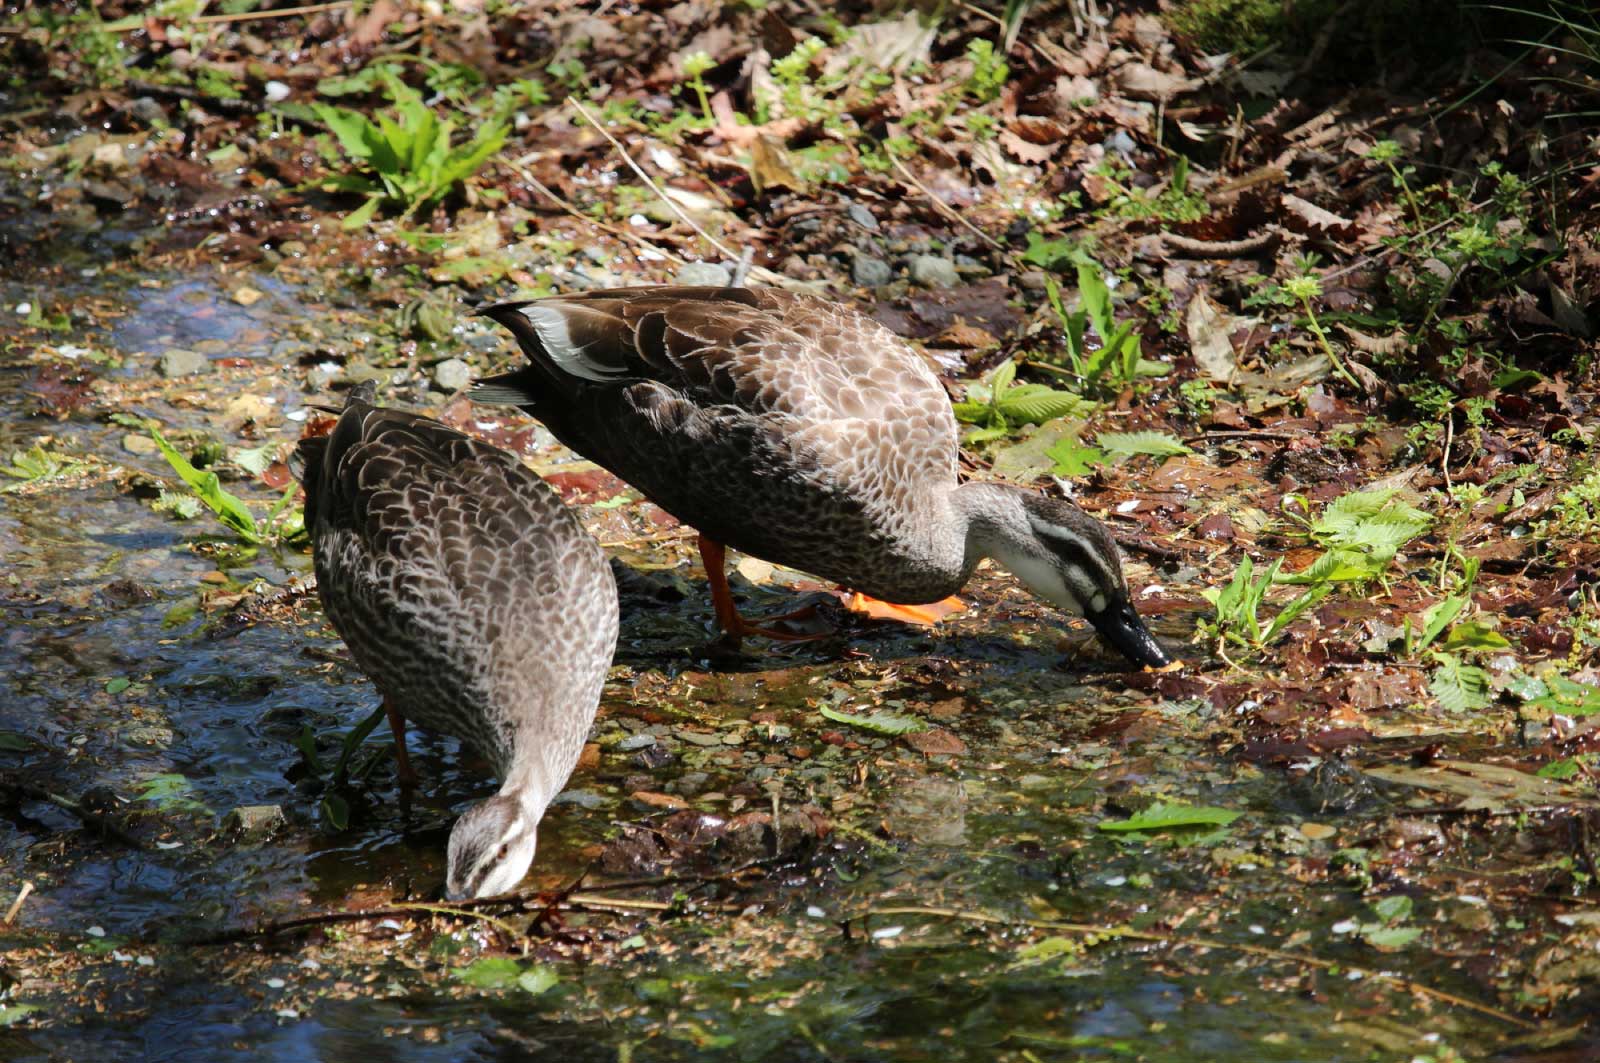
[[1035, 528, 1113, 587]]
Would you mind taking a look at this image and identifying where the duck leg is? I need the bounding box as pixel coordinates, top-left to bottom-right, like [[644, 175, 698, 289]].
[[384, 697, 419, 789], [841, 591, 967, 626], [698, 534, 830, 643]]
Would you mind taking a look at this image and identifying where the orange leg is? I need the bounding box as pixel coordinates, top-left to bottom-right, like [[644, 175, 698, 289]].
[[384, 697, 419, 789], [841, 591, 966, 626], [698, 535, 830, 643]]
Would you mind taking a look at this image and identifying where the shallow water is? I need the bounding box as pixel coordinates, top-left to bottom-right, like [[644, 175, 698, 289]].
[[0, 256, 1573, 1063]]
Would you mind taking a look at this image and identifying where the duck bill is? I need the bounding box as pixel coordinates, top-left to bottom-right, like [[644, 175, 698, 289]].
[[1086, 601, 1171, 668]]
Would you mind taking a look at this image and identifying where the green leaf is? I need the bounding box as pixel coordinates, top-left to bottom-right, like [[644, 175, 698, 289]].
[[996, 385, 1094, 424], [312, 103, 379, 160], [516, 965, 560, 995], [320, 793, 350, 831], [1429, 652, 1491, 713], [105, 677, 131, 695], [0, 731, 32, 752], [0, 1003, 41, 1027], [341, 195, 383, 230], [150, 429, 263, 542], [1537, 758, 1581, 780], [1512, 671, 1600, 716], [1045, 438, 1106, 476], [1260, 582, 1331, 644], [1371, 895, 1412, 923], [233, 444, 277, 477], [1097, 802, 1241, 833], [819, 705, 926, 735], [1097, 431, 1191, 460], [452, 957, 523, 989], [1357, 924, 1421, 949], [1416, 593, 1468, 653], [1439, 618, 1510, 652]]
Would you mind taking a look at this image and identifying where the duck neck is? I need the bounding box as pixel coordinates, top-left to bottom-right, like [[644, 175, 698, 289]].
[[498, 750, 555, 825], [950, 480, 1035, 580]]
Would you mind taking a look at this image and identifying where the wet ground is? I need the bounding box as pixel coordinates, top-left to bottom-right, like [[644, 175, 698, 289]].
[[3, 260, 1589, 1062]]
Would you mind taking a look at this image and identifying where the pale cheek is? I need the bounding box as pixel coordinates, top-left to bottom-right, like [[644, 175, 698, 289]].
[[996, 553, 1083, 616]]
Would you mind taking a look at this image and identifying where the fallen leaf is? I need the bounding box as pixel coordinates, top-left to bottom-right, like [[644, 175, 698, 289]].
[[904, 727, 966, 756]]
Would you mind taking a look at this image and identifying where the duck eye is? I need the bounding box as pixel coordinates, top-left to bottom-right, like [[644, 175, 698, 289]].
[[497, 843, 510, 861]]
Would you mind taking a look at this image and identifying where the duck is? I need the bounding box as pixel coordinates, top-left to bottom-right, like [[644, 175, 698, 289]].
[[294, 382, 618, 899], [473, 285, 1170, 669]]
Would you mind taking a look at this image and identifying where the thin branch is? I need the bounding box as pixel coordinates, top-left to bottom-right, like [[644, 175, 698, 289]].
[[194, 1, 351, 25], [853, 904, 1537, 1030], [504, 154, 688, 268], [0, 780, 147, 850], [566, 97, 790, 288], [890, 154, 1007, 252]]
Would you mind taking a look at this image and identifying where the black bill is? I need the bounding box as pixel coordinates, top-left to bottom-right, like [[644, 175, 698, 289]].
[[1086, 599, 1171, 668]]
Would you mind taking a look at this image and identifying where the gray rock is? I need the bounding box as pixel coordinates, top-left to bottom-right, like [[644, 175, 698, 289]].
[[675, 261, 732, 287], [852, 254, 893, 288], [908, 255, 959, 289], [121, 433, 157, 456], [224, 805, 286, 836], [431, 357, 471, 393], [616, 733, 657, 752], [159, 348, 209, 378], [550, 788, 610, 809], [846, 203, 880, 231], [1017, 269, 1050, 294]]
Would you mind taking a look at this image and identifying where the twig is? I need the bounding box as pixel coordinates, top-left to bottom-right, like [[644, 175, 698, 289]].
[[566, 97, 789, 289], [3, 882, 33, 925], [1162, 230, 1279, 258], [889, 154, 1006, 252], [852, 904, 1537, 1030], [0, 780, 146, 850], [1113, 534, 1184, 564], [505, 155, 688, 268], [194, 1, 351, 24]]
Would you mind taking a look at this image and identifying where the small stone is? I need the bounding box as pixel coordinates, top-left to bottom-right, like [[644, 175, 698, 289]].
[[616, 733, 657, 752], [431, 358, 471, 393], [232, 286, 263, 307], [1298, 822, 1337, 841], [907, 255, 959, 288], [846, 203, 880, 231], [630, 790, 689, 811], [674, 261, 732, 287], [904, 728, 966, 756], [263, 81, 290, 103], [129, 97, 166, 127], [224, 804, 286, 836], [121, 433, 157, 455], [1017, 270, 1050, 293], [851, 253, 893, 288], [575, 742, 600, 772], [160, 348, 209, 378]]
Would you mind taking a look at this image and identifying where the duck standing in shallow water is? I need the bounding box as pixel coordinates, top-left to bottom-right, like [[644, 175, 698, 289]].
[[473, 286, 1171, 668], [295, 383, 618, 899]]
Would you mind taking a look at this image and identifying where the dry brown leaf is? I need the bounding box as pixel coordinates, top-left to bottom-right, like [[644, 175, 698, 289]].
[[998, 130, 1062, 165], [1281, 193, 1357, 239], [1185, 289, 1255, 383], [1113, 62, 1199, 101], [904, 727, 966, 756]]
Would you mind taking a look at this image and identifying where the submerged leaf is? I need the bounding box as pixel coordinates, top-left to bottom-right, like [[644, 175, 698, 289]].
[[819, 705, 926, 735], [1097, 431, 1191, 460], [1097, 802, 1240, 832]]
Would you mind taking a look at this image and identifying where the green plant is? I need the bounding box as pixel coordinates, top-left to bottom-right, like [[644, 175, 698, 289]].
[[1282, 274, 1362, 389], [1094, 156, 1208, 225], [680, 50, 716, 125], [1, 445, 86, 493], [952, 359, 1096, 443], [1036, 263, 1168, 397], [1200, 555, 1331, 652], [1277, 488, 1432, 586], [150, 429, 303, 544], [313, 71, 508, 228]]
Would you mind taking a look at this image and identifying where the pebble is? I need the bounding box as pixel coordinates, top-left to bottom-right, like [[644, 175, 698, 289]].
[[122, 433, 157, 455], [224, 805, 286, 836], [616, 733, 657, 752], [907, 254, 959, 288], [431, 357, 471, 392], [675, 261, 732, 287], [159, 348, 210, 378], [263, 81, 290, 103], [846, 203, 880, 231], [851, 253, 893, 288]]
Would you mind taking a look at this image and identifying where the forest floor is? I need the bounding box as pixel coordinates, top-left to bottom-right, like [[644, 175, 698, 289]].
[[1, 2, 1598, 1060]]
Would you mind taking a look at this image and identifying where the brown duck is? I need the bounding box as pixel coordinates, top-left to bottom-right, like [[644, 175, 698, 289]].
[[474, 286, 1169, 668]]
